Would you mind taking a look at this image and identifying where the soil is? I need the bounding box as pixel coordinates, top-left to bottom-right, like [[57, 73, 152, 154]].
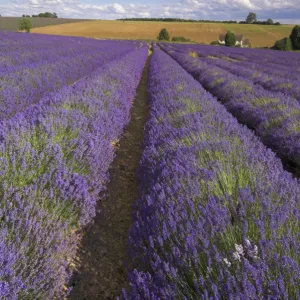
[[68, 55, 151, 300]]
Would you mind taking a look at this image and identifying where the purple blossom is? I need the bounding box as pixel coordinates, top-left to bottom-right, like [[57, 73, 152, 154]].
[[0, 33, 148, 298], [123, 47, 300, 299]]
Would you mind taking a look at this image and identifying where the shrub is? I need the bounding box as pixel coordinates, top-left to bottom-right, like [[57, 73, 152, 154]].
[[225, 31, 236, 47], [157, 28, 170, 41], [290, 25, 300, 50], [18, 18, 32, 33], [171, 36, 190, 42], [210, 40, 219, 45], [274, 37, 293, 51]]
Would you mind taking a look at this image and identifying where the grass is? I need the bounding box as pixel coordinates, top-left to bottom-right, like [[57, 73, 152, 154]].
[[0, 17, 93, 31], [31, 20, 294, 47]]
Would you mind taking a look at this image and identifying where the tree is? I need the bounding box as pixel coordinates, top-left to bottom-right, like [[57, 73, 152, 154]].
[[274, 37, 292, 51], [157, 28, 170, 41], [225, 30, 236, 47], [246, 12, 257, 24], [171, 36, 190, 42], [266, 18, 274, 25], [290, 25, 300, 50], [18, 18, 32, 33]]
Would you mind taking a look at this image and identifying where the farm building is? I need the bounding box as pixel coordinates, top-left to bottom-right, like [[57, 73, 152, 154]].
[[219, 33, 250, 47]]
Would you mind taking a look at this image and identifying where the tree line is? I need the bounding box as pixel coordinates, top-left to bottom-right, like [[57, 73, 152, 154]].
[[22, 12, 58, 18], [118, 13, 281, 25], [273, 25, 300, 51], [118, 18, 238, 23]]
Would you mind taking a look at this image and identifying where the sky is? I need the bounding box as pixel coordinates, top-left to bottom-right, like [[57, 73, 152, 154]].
[[0, 0, 299, 24]]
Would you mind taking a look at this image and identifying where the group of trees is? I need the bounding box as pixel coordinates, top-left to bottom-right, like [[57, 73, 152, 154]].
[[119, 14, 281, 25], [18, 12, 58, 32], [274, 25, 300, 51], [240, 12, 280, 25], [224, 31, 236, 47], [19, 18, 32, 33], [119, 18, 238, 24], [157, 29, 170, 41], [157, 28, 191, 42], [22, 12, 58, 18]]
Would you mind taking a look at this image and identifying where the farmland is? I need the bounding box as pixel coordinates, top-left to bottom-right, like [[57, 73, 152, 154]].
[[0, 17, 92, 31], [31, 20, 294, 47], [0, 30, 300, 299]]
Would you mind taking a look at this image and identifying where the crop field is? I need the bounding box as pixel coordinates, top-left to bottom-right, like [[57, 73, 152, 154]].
[[0, 17, 92, 31], [31, 20, 294, 48], [0, 30, 300, 299]]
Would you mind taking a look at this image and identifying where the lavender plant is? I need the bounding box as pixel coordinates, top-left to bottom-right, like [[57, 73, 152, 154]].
[[173, 45, 300, 102], [0, 39, 148, 298], [122, 47, 300, 299], [0, 31, 137, 120], [160, 43, 300, 173]]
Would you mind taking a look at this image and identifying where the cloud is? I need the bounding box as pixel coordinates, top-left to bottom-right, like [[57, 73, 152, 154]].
[[1, 0, 300, 23]]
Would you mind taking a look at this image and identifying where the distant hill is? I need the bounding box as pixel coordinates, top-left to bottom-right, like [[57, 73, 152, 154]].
[[31, 20, 294, 48], [0, 17, 93, 31]]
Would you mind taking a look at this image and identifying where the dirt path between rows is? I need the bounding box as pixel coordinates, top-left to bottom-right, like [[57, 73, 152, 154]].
[[68, 55, 151, 300]]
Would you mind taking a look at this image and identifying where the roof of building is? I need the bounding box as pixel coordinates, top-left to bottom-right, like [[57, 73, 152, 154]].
[[242, 38, 250, 46], [219, 33, 226, 41], [219, 33, 244, 42], [235, 34, 243, 42]]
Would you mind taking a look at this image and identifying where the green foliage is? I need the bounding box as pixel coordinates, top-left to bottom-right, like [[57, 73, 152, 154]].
[[171, 36, 190, 42], [274, 37, 293, 51], [210, 40, 219, 45], [266, 18, 274, 25], [32, 12, 57, 18], [157, 28, 170, 41], [246, 12, 257, 24], [225, 31, 236, 47], [18, 18, 32, 33], [118, 18, 238, 24], [290, 25, 300, 50]]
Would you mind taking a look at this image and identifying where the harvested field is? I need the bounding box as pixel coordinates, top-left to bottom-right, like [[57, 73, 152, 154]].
[[0, 17, 92, 31], [32, 20, 294, 47]]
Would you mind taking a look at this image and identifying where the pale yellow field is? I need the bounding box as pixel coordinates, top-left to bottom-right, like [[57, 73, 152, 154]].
[[32, 20, 294, 47]]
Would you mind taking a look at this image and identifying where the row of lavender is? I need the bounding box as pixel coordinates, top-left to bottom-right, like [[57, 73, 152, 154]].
[[0, 31, 137, 120], [173, 44, 300, 101], [0, 31, 134, 69], [160, 43, 300, 173], [0, 45, 148, 298], [167, 43, 300, 83], [122, 48, 299, 299], [174, 43, 300, 70]]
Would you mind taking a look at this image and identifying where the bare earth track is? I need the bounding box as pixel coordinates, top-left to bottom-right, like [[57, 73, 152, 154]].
[[68, 55, 150, 300]]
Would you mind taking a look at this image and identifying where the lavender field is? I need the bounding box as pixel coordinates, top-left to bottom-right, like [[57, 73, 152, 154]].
[[0, 31, 300, 299]]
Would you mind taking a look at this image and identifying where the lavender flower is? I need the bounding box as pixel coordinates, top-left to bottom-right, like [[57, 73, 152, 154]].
[[0, 33, 148, 298], [123, 47, 300, 299]]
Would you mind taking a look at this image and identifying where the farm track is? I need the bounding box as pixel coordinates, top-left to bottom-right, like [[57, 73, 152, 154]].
[[68, 54, 151, 299]]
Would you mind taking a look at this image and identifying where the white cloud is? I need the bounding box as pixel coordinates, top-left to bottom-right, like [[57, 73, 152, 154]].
[[111, 3, 126, 14], [1, 0, 300, 23]]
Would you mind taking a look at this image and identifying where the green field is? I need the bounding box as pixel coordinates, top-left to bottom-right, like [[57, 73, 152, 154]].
[[0, 17, 93, 31]]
